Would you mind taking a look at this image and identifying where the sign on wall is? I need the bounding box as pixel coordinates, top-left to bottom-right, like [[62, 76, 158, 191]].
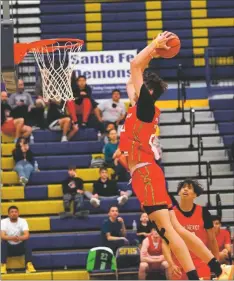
[[69, 50, 137, 97]]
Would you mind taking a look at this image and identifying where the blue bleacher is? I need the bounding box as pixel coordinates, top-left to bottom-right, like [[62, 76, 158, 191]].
[[31, 141, 102, 156], [213, 110, 234, 122], [33, 129, 97, 142]]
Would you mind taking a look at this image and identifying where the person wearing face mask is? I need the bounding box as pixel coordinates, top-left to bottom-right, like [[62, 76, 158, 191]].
[[12, 141, 35, 186], [1, 206, 36, 274]]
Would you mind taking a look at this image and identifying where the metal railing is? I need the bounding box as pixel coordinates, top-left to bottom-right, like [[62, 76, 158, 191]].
[[188, 108, 195, 149], [206, 161, 212, 207], [197, 134, 203, 177]]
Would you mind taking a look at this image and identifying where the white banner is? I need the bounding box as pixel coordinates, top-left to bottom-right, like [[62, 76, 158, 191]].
[[69, 50, 137, 85]]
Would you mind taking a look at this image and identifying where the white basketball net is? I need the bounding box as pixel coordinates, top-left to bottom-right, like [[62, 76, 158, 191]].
[[31, 40, 83, 106]]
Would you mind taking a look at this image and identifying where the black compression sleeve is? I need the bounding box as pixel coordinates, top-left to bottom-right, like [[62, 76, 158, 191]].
[[202, 207, 214, 229], [136, 84, 155, 122]]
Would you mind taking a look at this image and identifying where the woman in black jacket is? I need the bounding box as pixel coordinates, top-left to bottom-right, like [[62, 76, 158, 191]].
[[13, 140, 34, 186]]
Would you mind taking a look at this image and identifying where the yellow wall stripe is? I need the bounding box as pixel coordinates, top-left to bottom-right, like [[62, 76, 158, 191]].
[[86, 32, 102, 41], [191, 9, 207, 18], [146, 0, 162, 45], [192, 28, 208, 38], [193, 38, 209, 47], [192, 18, 234, 28], [85, 3, 103, 51], [194, 58, 205, 67], [191, 0, 207, 8], [86, 42, 103, 51], [146, 1, 161, 10], [85, 3, 101, 12], [193, 48, 205, 55]]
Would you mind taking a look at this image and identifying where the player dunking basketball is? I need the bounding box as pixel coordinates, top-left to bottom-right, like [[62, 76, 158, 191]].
[[122, 31, 224, 280]]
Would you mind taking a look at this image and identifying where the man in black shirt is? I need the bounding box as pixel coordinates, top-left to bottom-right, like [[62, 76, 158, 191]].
[[60, 166, 89, 219], [85, 167, 128, 208], [101, 206, 128, 253]]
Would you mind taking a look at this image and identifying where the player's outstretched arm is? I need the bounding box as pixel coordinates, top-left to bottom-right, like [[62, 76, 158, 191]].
[[126, 77, 136, 106], [130, 31, 175, 97]]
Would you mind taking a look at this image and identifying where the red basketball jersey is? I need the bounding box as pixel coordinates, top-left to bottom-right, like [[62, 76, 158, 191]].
[[173, 205, 208, 266], [124, 104, 161, 169], [119, 106, 135, 153], [148, 234, 163, 256]]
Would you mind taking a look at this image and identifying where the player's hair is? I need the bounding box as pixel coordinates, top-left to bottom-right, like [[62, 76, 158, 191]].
[[112, 89, 121, 95], [177, 178, 204, 197], [143, 71, 168, 101], [99, 167, 108, 173], [77, 75, 86, 81], [8, 205, 19, 213], [211, 215, 221, 222], [68, 166, 76, 171], [108, 205, 119, 213]]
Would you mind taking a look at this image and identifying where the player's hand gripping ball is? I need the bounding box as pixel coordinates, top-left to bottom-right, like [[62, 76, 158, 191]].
[[155, 31, 181, 59]]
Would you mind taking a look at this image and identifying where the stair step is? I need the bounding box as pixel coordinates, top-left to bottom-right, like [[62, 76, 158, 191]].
[[174, 193, 234, 207], [162, 149, 228, 163], [165, 163, 233, 178], [160, 111, 214, 123], [209, 209, 234, 223], [160, 124, 218, 136], [160, 136, 223, 149]]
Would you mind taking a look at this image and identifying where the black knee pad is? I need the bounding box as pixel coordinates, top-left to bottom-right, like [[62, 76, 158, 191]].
[[150, 220, 169, 245]]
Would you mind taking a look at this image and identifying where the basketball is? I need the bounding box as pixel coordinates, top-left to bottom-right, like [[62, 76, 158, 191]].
[[156, 36, 181, 58]]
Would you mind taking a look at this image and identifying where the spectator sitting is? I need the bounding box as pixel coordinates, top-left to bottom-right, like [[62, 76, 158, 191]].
[[28, 98, 47, 130], [47, 99, 78, 142], [139, 228, 171, 280], [8, 79, 34, 122], [67, 75, 99, 128], [1, 206, 36, 274], [13, 141, 36, 186], [104, 129, 130, 181], [1, 91, 32, 142], [97, 89, 126, 131], [60, 166, 89, 219], [212, 216, 232, 264], [85, 167, 132, 208], [101, 206, 129, 253], [137, 213, 153, 245]]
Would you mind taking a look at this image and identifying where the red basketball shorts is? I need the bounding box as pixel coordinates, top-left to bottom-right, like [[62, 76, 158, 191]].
[[131, 162, 172, 208]]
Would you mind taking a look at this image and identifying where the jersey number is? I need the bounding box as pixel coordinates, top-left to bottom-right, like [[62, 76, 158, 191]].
[[120, 124, 125, 132], [100, 252, 108, 261]]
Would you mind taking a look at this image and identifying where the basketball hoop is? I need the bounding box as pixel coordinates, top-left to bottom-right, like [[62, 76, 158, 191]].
[[14, 38, 84, 107]]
